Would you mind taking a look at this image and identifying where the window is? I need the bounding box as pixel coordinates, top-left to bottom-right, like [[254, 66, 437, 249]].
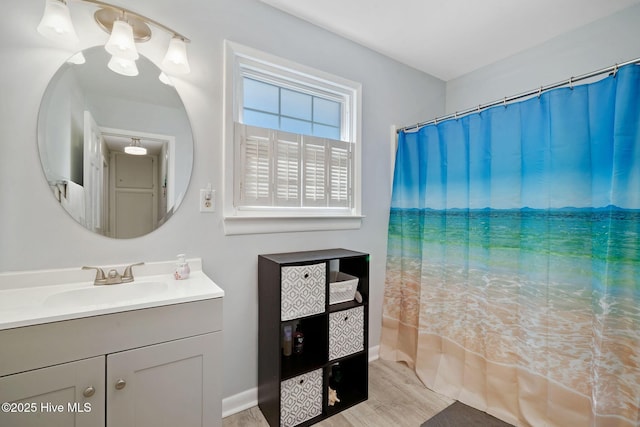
[[224, 41, 362, 234], [243, 78, 342, 140]]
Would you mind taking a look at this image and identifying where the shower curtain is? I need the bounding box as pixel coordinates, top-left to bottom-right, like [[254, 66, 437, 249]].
[[381, 64, 639, 427]]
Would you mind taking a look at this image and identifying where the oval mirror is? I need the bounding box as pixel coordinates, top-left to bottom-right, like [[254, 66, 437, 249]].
[[37, 46, 194, 238]]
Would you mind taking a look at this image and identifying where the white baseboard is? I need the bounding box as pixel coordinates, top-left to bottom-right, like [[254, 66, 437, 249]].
[[222, 387, 258, 418], [222, 345, 381, 418], [369, 345, 380, 362]]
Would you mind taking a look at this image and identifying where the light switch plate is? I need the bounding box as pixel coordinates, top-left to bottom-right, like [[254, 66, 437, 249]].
[[200, 189, 215, 212]]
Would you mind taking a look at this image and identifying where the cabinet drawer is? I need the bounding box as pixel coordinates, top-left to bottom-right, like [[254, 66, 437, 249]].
[[329, 306, 364, 361], [281, 263, 326, 321], [280, 369, 323, 427]]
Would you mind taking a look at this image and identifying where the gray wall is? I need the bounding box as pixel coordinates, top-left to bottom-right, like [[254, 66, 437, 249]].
[[0, 0, 444, 401], [446, 4, 640, 114]]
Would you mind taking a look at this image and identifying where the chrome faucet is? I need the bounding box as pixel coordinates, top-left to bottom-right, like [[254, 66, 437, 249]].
[[82, 262, 144, 286]]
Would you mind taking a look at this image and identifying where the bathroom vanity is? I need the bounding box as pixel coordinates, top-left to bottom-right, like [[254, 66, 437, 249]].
[[0, 259, 224, 427]]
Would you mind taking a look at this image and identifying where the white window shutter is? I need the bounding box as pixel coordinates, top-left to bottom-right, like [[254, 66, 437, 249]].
[[303, 137, 327, 206], [328, 140, 351, 207], [274, 131, 301, 206], [236, 123, 272, 206], [235, 122, 353, 212]]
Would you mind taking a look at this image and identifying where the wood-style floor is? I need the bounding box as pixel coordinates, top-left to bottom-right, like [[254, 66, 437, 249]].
[[223, 359, 454, 427]]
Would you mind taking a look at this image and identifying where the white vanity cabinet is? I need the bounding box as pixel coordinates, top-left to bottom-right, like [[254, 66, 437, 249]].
[[0, 357, 105, 427], [107, 333, 219, 426], [0, 297, 223, 427]]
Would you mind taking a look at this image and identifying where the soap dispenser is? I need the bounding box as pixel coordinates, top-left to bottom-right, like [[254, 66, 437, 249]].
[[174, 254, 190, 280]]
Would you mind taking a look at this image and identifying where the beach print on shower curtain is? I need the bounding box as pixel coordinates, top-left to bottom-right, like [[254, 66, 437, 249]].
[[381, 64, 639, 427]]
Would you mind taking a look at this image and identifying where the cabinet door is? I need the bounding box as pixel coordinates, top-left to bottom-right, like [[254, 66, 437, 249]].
[[329, 306, 364, 361], [0, 356, 105, 427], [106, 332, 221, 427]]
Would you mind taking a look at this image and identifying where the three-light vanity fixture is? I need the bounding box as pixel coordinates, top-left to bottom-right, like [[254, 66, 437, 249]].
[[37, 0, 191, 78]]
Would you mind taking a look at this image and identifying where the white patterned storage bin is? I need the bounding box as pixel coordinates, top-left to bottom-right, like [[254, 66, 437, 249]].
[[329, 271, 359, 304], [329, 306, 364, 361], [281, 263, 326, 321], [280, 369, 323, 427]]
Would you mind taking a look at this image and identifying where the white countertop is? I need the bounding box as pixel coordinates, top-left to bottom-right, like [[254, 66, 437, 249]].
[[0, 259, 224, 330]]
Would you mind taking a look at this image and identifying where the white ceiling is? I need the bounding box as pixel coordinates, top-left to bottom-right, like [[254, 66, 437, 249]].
[[260, 0, 640, 81]]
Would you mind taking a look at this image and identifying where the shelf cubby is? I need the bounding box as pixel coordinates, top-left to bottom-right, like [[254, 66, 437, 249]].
[[325, 352, 369, 416], [280, 315, 328, 380]]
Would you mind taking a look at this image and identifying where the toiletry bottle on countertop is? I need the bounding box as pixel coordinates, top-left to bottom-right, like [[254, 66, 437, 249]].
[[174, 254, 190, 280], [293, 324, 304, 354]]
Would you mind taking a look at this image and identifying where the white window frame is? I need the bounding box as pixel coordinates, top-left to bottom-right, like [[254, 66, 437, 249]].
[[223, 40, 363, 235]]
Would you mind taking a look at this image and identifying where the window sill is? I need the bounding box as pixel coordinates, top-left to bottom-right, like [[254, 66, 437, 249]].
[[223, 215, 364, 235]]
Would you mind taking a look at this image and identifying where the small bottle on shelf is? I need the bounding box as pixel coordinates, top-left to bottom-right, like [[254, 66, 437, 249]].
[[330, 363, 343, 389], [293, 324, 304, 355], [283, 325, 292, 357]]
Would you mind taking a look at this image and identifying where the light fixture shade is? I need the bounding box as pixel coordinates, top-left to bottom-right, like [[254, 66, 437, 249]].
[[162, 37, 190, 75], [108, 55, 139, 77], [124, 146, 147, 155], [37, 0, 78, 43], [66, 51, 85, 65], [124, 138, 147, 155], [105, 20, 139, 61], [158, 72, 174, 86]]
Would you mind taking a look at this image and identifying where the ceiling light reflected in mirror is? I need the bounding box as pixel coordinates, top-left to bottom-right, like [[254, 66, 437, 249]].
[[108, 55, 139, 76], [124, 138, 147, 155]]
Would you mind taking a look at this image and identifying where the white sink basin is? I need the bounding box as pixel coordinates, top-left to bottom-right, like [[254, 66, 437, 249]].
[[44, 282, 169, 307]]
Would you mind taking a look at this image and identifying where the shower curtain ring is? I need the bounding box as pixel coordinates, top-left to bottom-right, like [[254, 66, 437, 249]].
[[503, 97, 507, 108], [613, 64, 619, 77], [538, 86, 543, 98], [569, 77, 574, 90]]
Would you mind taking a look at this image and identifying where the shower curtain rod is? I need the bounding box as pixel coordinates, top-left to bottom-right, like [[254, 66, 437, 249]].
[[397, 56, 640, 134]]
